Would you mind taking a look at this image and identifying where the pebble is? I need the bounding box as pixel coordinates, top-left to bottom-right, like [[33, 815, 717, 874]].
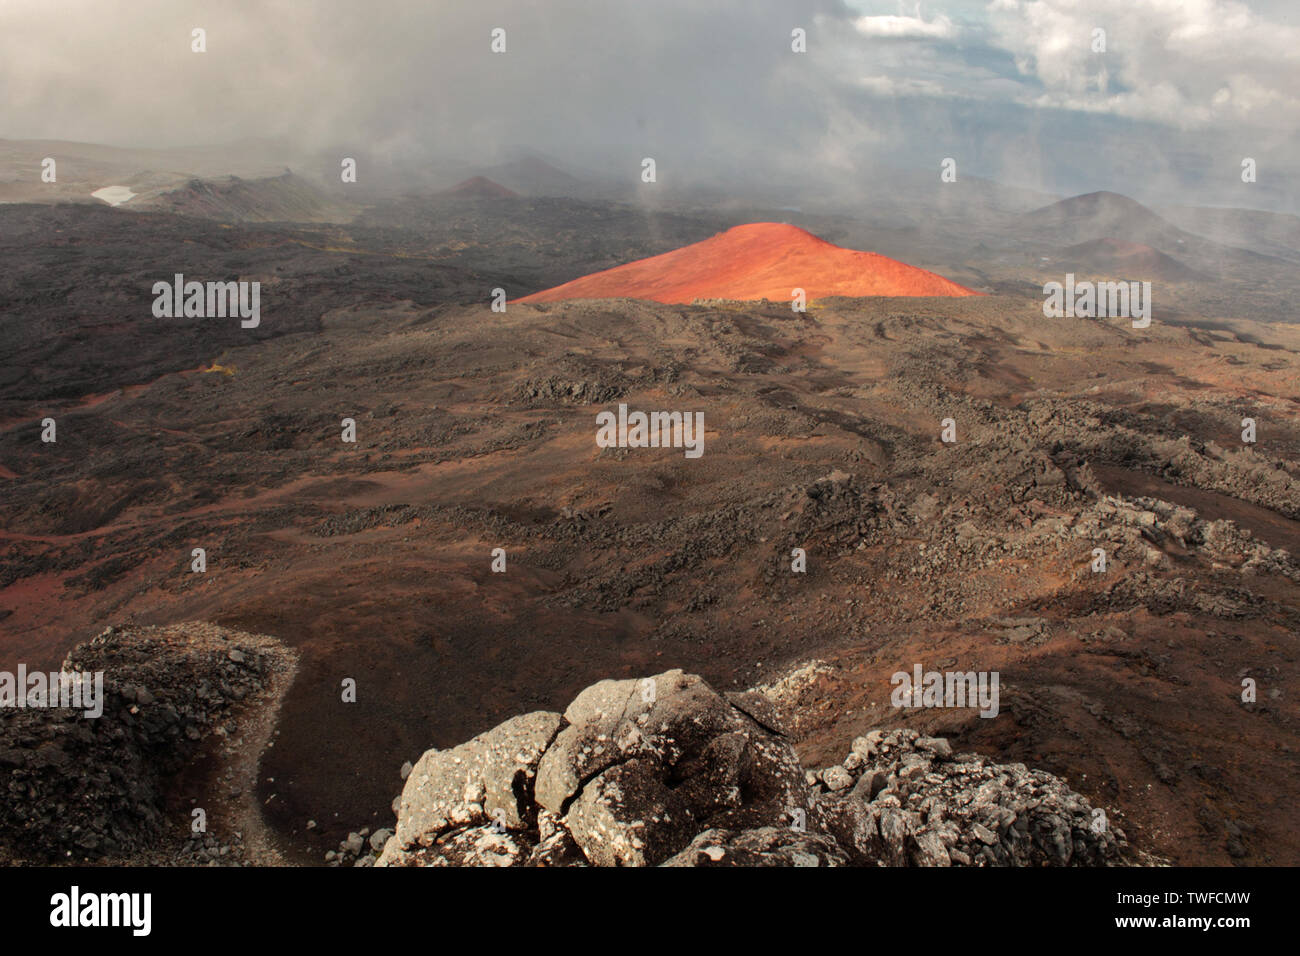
[[822, 765, 853, 791]]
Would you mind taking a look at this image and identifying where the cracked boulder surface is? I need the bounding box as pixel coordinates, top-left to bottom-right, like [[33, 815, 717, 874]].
[[392, 710, 562, 847], [377, 670, 1136, 867]]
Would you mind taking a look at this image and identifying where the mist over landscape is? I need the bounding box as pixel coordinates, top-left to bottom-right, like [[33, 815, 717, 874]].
[[4, 0, 1298, 209], [0, 0, 1297, 923]]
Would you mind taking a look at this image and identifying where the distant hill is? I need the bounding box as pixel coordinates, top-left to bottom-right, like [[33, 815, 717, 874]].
[[1058, 238, 1201, 282], [1158, 204, 1300, 262], [0, 137, 292, 206], [481, 156, 588, 196], [443, 176, 519, 199], [1018, 190, 1281, 278], [1021, 191, 1190, 248], [136, 171, 353, 223]]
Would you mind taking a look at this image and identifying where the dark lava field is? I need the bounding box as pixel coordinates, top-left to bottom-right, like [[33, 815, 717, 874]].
[[2, 190, 1299, 866]]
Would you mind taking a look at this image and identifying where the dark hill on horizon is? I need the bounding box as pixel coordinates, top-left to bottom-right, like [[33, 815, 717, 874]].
[[1021, 191, 1191, 249], [1017, 190, 1287, 289], [1057, 237, 1201, 282], [469, 155, 590, 197], [444, 176, 519, 199], [135, 171, 354, 223]]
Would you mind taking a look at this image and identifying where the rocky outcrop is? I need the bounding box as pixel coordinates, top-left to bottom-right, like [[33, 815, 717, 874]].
[[0, 623, 291, 862], [378, 670, 1134, 867], [808, 728, 1128, 867]]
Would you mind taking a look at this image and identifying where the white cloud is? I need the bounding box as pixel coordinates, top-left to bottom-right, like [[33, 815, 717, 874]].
[[985, 0, 1300, 127], [858, 75, 950, 97], [852, 13, 958, 39]]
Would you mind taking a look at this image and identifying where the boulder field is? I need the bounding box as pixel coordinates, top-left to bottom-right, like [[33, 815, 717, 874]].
[[376, 669, 1135, 867]]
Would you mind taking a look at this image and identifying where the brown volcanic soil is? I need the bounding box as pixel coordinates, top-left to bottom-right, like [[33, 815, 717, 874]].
[[3, 272, 1299, 865]]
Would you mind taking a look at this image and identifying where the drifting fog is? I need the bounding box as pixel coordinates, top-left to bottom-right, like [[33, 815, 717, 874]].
[[1, 0, 1296, 211]]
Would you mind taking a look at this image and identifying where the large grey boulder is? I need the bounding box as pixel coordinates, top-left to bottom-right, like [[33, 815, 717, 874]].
[[810, 793, 882, 865], [387, 710, 562, 856], [534, 670, 806, 866]]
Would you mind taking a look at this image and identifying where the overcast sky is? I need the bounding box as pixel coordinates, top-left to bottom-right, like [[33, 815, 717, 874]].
[[2, 0, 1295, 210]]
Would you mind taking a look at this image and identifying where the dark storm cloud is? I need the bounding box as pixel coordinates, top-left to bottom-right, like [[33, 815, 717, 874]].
[[0, 1, 854, 167]]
